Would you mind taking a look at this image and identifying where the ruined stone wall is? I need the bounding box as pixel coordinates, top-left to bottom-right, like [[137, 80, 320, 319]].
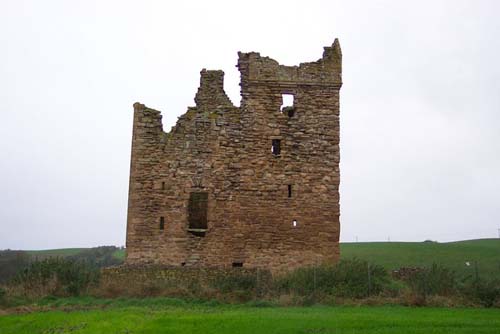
[[126, 40, 342, 272], [100, 265, 272, 296]]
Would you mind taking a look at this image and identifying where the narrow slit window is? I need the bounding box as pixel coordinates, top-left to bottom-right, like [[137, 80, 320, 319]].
[[272, 139, 281, 156], [232, 262, 243, 267], [161, 181, 165, 190], [160, 217, 165, 230], [288, 185, 292, 198], [292, 219, 297, 227]]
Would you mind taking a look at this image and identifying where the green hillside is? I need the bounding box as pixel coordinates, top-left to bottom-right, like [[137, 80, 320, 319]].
[[26, 248, 87, 258], [26, 247, 124, 261], [341, 239, 500, 279]]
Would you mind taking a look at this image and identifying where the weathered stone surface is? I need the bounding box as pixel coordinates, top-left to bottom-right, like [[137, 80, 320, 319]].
[[101, 265, 273, 295], [126, 40, 342, 273]]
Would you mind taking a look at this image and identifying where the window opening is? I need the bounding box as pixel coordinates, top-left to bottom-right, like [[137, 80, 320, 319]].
[[161, 181, 165, 190], [188, 192, 208, 236], [288, 185, 292, 198], [272, 139, 281, 156], [232, 262, 243, 267], [281, 94, 294, 110], [292, 220, 297, 227], [160, 217, 165, 230], [281, 94, 295, 117]]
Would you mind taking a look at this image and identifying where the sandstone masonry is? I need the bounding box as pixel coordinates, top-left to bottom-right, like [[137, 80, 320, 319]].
[[126, 40, 342, 272]]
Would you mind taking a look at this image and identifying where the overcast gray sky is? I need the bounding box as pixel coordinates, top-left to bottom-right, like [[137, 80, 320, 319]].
[[1, 0, 499, 249]]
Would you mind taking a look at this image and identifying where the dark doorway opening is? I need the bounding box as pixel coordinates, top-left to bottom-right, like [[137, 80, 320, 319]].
[[188, 192, 208, 236]]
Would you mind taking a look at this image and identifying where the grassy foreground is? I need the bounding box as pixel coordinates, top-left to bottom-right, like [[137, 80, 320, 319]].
[[1, 299, 499, 334]]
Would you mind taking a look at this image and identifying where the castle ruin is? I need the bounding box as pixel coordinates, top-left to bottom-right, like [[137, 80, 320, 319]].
[[125, 40, 342, 272]]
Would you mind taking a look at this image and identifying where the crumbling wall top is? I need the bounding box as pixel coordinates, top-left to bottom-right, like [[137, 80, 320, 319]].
[[237, 39, 342, 88], [194, 69, 234, 109]]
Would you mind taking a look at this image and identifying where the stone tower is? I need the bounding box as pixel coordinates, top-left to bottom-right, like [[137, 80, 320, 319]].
[[126, 40, 342, 272]]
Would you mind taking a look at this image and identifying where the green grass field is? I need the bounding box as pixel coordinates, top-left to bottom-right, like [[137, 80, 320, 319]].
[[1, 298, 499, 334]]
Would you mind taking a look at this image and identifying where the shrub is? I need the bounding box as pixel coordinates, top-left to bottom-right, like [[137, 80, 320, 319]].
[[213, 271, 257, 293], [0, 286, 6, 304], [460, 278, 500, 307], [276, 258, 391, 299], [475, 280, 500, 307], [0, 250, 31, 283], [11, 257, 100, 297], [407, 264, 456, 298]]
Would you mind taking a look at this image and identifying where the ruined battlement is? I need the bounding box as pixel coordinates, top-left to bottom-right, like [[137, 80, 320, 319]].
[[238, 39, 341, 90], [126, 41, 342, 272], [195, 69, 234, 109]]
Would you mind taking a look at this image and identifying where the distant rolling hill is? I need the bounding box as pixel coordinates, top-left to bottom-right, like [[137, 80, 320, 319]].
[[26, 248, 87, 258], [26, 247, 124, 261], [24, 239, 500, 278], [341, 239, 500, 279]]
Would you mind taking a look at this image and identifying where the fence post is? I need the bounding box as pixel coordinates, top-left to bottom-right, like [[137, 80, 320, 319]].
[[313, 265, 317, 297], [474, 261, 480, 296], [256, 267, 260, 297], [474, 261, 479, 282], [367, 263, 372, 297]]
